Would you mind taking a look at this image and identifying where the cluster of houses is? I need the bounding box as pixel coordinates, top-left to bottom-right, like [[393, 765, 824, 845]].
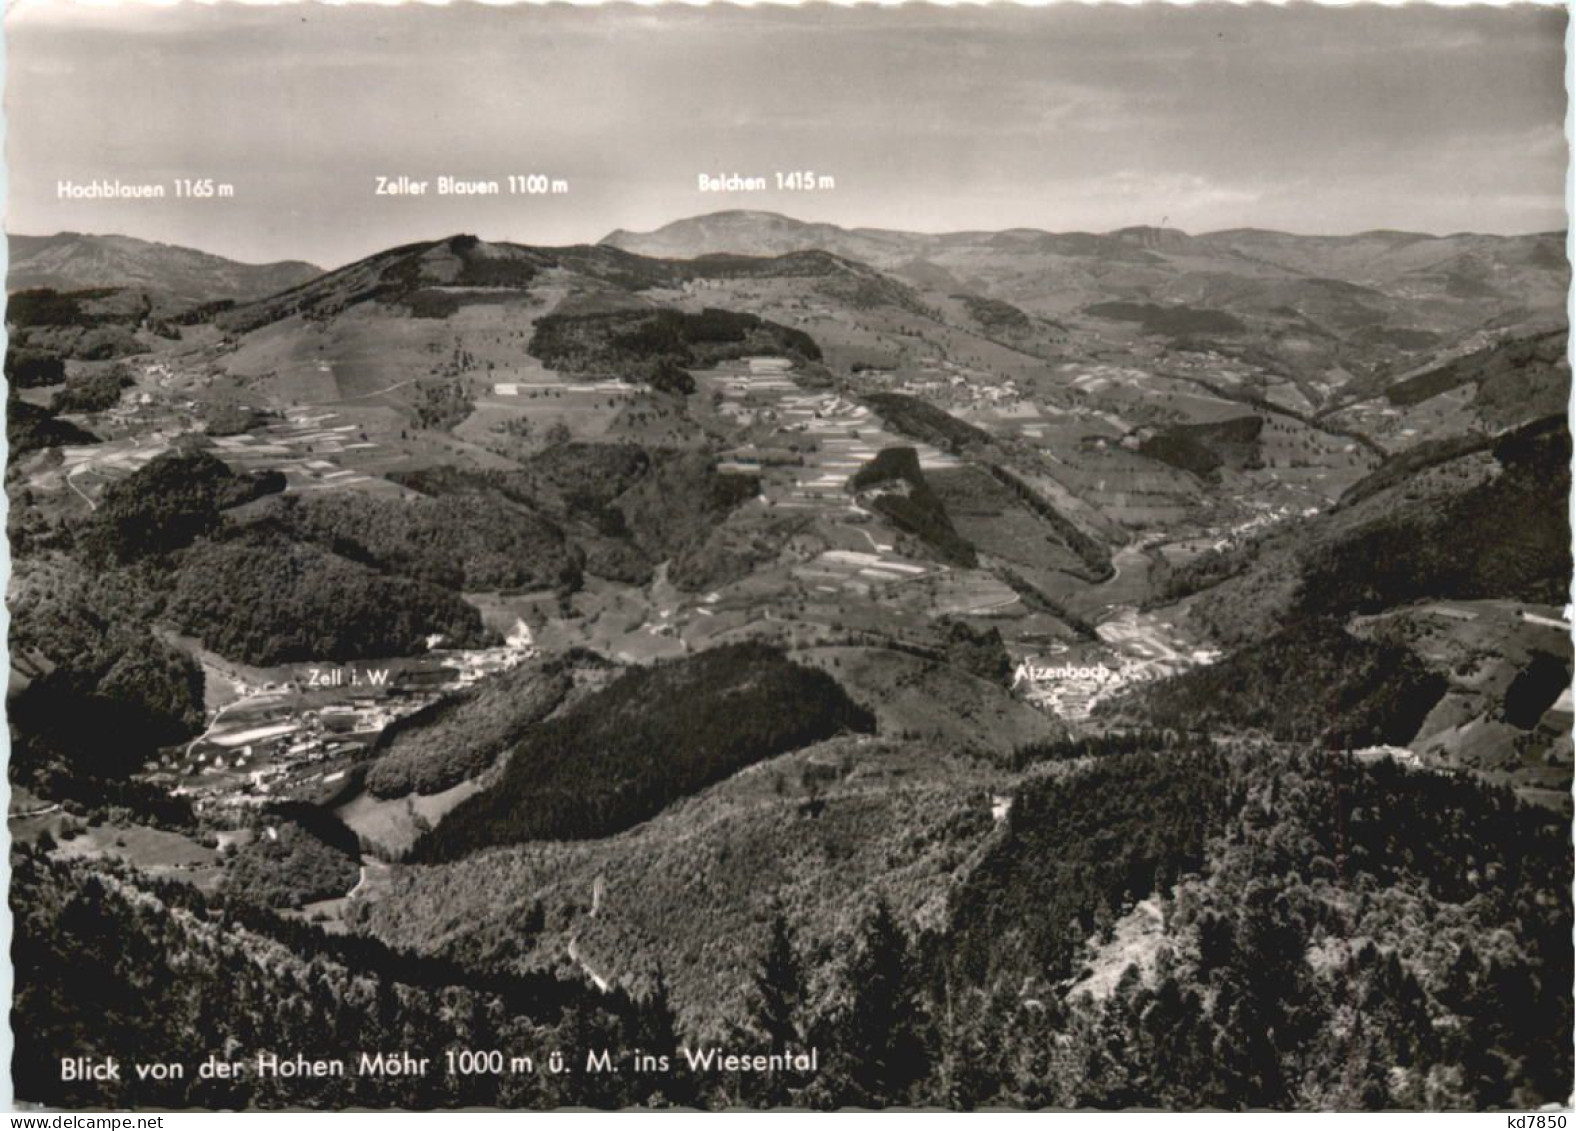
[[165, 622, 539, 808]]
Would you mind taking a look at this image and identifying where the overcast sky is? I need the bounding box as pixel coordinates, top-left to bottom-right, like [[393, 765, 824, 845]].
[[6, 2, 1567, 270]]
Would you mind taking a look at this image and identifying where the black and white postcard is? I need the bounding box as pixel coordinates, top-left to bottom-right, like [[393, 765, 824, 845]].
[[5, 1, 1571, 1112]]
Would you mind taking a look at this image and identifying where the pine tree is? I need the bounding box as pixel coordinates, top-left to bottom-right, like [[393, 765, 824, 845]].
[[752, 913, 803, 1055], [836, 899, 933, 1106], [629, 968, 695, 1108]]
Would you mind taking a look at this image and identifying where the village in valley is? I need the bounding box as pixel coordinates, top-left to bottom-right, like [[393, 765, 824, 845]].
[[154, 619, 541, 813]]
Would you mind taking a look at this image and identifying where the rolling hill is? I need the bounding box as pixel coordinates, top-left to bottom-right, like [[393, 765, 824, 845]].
[[8, 232, 321, 304]]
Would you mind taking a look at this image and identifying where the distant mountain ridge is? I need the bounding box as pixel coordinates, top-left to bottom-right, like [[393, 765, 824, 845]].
[[601, 211, 1568, 383], [602, 210, 1568, 308], [603, 209, 1564, 274], [8, 232, 321, 304]]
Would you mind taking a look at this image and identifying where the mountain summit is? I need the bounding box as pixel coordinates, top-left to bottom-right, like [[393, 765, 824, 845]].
[[8, 232, 321, 303]]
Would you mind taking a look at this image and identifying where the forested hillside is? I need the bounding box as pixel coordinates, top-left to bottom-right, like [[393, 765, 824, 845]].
[[392, 446, 760, 589], [1178, 415, 1571, 643], [166, 531, 491, 665], [848, 447, 977, 567], [413, 643, 876, 856], [1102, 619, 1448, 747], [364, 661, 574, 798], [9, 555, 204, 778], [1292, 417, 1571, 619], [268, 492, 582, 593], [937, 748, 1572, 1110], [10, 851, 692, 1109], [528, 307, 820, 382]]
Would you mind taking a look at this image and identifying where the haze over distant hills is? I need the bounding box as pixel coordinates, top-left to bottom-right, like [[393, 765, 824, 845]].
[[7, 232, 321, 304], [603, 209, 1569, 323], [603, 209, 1566, 274]]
